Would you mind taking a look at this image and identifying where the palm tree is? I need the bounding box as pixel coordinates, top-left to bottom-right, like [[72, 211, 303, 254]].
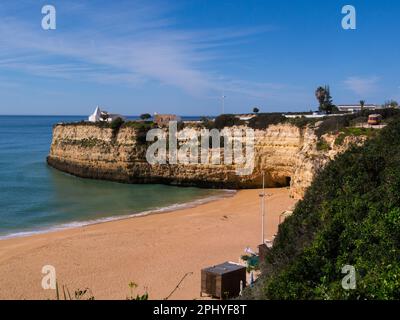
[[360, 100, 365, 113], [315, 86, 327, 111]]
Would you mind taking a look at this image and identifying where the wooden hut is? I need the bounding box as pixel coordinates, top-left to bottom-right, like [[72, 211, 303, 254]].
[[201, 262, 246, 299]]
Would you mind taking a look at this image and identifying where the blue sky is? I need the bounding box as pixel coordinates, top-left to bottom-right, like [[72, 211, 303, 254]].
[[0, 0, 399, 116]]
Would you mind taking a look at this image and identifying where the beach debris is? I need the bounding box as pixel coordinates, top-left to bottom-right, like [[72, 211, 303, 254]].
[[164, 272, 193, 300]]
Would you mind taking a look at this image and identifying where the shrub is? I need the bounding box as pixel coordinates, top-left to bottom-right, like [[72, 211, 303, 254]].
[[316, 138, 330, 151], [110, 117, 124, 130], [140, 113, 152, 120], [248, 113, 286, 130], [286, 116, 317, 128], [334, 128, 377, 146], [315, 115, 351, 137], [246, 116, 400, 300], [214, 114, 243, 129]]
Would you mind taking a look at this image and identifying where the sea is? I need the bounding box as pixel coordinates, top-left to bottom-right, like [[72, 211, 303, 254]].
[[0, 116, 229, 239]]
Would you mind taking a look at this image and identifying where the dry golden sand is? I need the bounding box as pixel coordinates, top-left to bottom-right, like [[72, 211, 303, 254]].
[[0, 188, 296, 300]]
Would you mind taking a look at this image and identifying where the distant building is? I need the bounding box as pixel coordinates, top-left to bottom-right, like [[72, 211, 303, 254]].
[[88, 106, 125, 123], [153, 113, 181, 127], [337, 104, 381, 112], [284, 112, 336, 119], [88, 106, 101, 122]]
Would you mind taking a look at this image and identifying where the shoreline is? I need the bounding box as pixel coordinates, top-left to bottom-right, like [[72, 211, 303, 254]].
[[0, 189, 236, 241], [0, 188, 297, 300]]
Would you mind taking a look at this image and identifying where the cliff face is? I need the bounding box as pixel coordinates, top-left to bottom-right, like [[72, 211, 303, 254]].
[[290, 128, 367, 198], [47, 123, 366, 199]]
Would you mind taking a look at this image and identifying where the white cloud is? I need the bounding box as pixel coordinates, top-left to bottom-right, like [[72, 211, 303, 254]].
[[343, 76, 380, 96], [0, 1, 281, 99]]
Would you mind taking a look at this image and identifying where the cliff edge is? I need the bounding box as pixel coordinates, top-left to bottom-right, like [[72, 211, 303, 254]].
[[47, 121, 367, 199]]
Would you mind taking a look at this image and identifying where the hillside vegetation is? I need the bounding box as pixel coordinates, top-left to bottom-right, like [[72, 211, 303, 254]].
[[247, 116, 400, 299]]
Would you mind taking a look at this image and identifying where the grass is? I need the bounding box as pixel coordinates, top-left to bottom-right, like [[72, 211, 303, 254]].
[[316, 138, 330, 151], [334, 127, 377, 146]]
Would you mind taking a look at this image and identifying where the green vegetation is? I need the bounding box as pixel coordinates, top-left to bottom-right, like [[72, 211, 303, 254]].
[[126, 281, 149, 300], [315, 85, 337, 114], [360, 100, 365, 112], [247, 113, 286, 130], [59, 138, 108, 148], [241, 254, 260, 273], [314, 108, 400, 137], [334, 127, 377, 146], [316, 138, 330, 151], [122, 120, 155, 130], [140, 113, 152, 120], [54, 281, 148, 300], [383, 100, 399, 109], [246, 116, 400, 299], [200, 116, 214, 130], [110, 117, 124, 131], [286, 116, 318, 129], [122, 121, 155, 145], [55, 282, 95, 300], [213, 114, 244, 129]]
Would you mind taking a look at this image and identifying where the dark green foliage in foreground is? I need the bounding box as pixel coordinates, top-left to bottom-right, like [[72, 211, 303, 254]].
[[248, 116, 400, 300]]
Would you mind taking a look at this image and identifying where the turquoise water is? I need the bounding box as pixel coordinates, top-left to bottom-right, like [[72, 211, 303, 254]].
[[0, 116, 226, 238]]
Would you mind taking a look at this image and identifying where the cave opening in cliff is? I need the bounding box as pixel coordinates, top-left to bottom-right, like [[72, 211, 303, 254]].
[[285, 176, 291, 187]]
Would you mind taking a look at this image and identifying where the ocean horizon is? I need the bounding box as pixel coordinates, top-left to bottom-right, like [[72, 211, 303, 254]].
[[0, 115, 228, 239]]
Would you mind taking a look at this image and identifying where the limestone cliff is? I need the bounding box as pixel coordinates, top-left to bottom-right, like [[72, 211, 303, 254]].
[[290, 127, 367, 198], [47, 122, 367, 199]]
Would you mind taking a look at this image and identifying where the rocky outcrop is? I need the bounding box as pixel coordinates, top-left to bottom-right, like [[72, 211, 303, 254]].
[[47, 122, 367, 199], [290, 128, 367, 198]]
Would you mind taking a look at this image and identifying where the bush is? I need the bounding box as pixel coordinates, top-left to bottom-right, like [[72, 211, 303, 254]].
[[316, 138, 330, 151], [334, 128, 377, 146], [140, 113, 152, 120], [214, 114, 243, 129], [248, 113, 286, 130], [315, 115, 351, 137], [286, 116, 317, 128], [110, 117, 124, 130], [246, 116, 400, 299]]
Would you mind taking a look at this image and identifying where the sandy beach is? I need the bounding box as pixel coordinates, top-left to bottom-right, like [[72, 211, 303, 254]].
[[0, 188, 296, 300]]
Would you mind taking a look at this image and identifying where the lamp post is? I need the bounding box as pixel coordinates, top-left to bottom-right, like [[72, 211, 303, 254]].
[[259, 172, 265, 244], [221, 93, 226, 114]]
